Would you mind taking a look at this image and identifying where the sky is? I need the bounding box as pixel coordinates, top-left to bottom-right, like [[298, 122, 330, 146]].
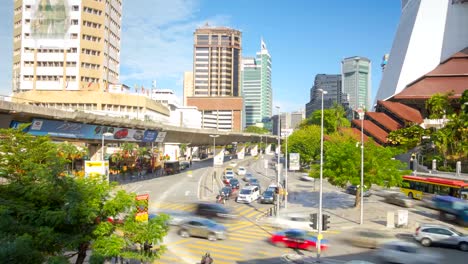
[[0, 0, 402, 112]]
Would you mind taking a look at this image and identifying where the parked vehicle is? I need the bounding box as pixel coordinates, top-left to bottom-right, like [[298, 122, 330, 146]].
[[178, 218, 227, 241], [260, 190, 276, 204], [164, 161, 180, 175], [432, 195, 468, 226], [236, 185, 260, 204], [270, 229, 329, 251], [414, 223, 468, 251], [346, 185, 372, 197], [375, 241, 442, 264], [384, 193, 414, 208]]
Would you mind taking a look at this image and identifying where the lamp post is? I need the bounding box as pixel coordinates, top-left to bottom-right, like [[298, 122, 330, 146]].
[[275, 106, 281, 218], [285, 132, 288, 209], [101, 132, 113, 181], [357, 107, 365, 225], [209, 135, 220, 193], [317, 88, 327, 262]]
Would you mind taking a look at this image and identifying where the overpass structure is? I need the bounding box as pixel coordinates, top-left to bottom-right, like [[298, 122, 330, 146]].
[[0, 100, 278, 146]]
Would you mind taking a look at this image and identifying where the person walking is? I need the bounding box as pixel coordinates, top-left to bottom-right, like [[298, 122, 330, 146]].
[[200, 253, 213, 264]]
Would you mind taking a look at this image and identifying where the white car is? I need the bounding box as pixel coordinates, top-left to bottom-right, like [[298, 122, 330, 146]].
[[375, 241, 442, 264], [223, 171, 235, 183], [237, 167, 246, 176], [260, 214, 313, 231], [229, 161, 237, 167], [236, 186, 260, 203]]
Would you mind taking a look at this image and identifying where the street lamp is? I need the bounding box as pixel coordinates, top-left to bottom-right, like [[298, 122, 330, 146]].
[[285, 131, 288, 209], [275, 106, 281, 218], [317, 88, 327, 261], [101, 132, 113, 181], [209, 135, 220, 192], [357, 107, 365, 225]]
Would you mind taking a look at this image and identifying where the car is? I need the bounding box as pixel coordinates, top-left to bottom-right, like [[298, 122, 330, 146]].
[[247, 178, 262, 192], [236, 185, 260, 203], [300, 173, 315, 182], [260, 190, 276, 204], [194, 202, 236, 220], [243, 173, 254, 182], [375, 241, 442, 264], [224, 167, 234, 173], [180, 161, 190, 170], [237, 166, 246, 176], [346, 185, 372, 197], [261, 214, 312, 231], [270, 229, 329, 251], [227, 178, 240, 189], [223, 171, 235, 184], [149, 210, 194, 226], [414, 224, 468, 251], [384, 193, 414, 208], [229, 161, 237, 167], [344, 229, 395, 249], [178, 218, 227, 241], [220, 186, 234, 199]]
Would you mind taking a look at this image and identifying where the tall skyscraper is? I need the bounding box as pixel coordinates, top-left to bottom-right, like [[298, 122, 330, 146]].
[[187, 26, 243, 131], [375, 0, 468, 103], [341, 57, 371, 111], [11, 0, 121, 92], [241, 39, 272, 128], [305, 74, 345, 118]]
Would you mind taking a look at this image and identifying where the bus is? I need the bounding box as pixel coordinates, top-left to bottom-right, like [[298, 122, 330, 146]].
[[401, 175, 468, 200]]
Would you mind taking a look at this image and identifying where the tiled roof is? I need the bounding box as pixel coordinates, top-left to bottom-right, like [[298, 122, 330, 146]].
[[427, 59, 468, 75], [377, 100, 423, 124], [352, 119, 389, 144], [393, 76, 468, 99], [366, 112, 402, 131]]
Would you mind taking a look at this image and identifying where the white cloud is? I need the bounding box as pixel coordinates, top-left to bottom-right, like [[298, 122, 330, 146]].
[[120, 0, 230, 91], [0, 0, 13, 96]]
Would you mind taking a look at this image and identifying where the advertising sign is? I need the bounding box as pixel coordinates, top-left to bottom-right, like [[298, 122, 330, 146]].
[[237, 147, 245, 160], [214, 148, 224, 166], [250, 145, 258, 157], [135, 194, 149, 222], [289, 153, 300, 171], [28, 119, 158, 142], [85, 161, 108, 178], [155, 131, 167, 143]]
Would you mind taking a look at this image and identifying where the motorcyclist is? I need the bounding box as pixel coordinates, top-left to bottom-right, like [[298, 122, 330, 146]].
[[201, 252, 213, 264], [216, 191, 227, 204]]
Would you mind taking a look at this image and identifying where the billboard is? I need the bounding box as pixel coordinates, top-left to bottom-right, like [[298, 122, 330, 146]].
[[28, 119, 158, 142], [289, 153, 300, 171], [250, 145, 258, 157], [214, 148, 224, 166], [84, 161, 108, 179], [237, 147, 245, 160]]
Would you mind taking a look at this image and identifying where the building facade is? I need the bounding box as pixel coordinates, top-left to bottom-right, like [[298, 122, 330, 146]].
[[12, 0, 122, 92], [375, 0, 468, 103], [305, 74, 344, 118], [241, 40, 272, 128], [341, 57, 371, 111], [183, 71, 193, 106], [187, 26, 243, 131]]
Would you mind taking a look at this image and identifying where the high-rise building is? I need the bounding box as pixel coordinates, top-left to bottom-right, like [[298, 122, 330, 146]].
[[183, 71, 193, 106], [241, 39, 272, 128], [12, 0, 122, 92], [290, 110, 305, 129], [375, 0, 468, 103], [305, 74, 345, 118], [341, 56, 371, 111], [186, 26, 243, 131]]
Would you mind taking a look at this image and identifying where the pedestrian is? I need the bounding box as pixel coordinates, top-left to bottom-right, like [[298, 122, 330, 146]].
[[189, 157, 192, 167], [200, 253, 213, 264]]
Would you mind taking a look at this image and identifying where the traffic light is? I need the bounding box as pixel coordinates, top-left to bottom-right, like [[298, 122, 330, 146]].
[[310, 213, 318, 230], [322, 214, 331, 231]]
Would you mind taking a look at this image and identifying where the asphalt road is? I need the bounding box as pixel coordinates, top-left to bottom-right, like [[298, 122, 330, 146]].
[[121, 155, 467, 264]]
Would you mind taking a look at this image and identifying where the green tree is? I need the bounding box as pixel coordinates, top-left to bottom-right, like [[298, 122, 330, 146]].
[[300, 104, 350, 133], [244, 126, 269, 134], [0, 128, 169, 263], [387, 125, 430, 151], [425, 92, 453, 119], [311, 132, 409, 207], [57, 142, 88, 172], [287, 125, 321, 166]]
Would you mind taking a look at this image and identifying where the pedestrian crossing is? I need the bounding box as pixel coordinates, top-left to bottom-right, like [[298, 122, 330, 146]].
[[156, 221, 286, 264], [150, 201, 272, 221]]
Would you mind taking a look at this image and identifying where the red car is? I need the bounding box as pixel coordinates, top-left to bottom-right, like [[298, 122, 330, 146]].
[[270, 229, 329, 251]]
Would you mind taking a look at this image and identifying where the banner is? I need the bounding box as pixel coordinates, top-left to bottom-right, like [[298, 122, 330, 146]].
[[28, 118, 158, 142], [214, 148, 224, 166], [135, 194, 149, 222], [84, 161, 108, 178], [289, 153, 300, 171], [250, 145, 258, 156], [237, 147, 245, 160]]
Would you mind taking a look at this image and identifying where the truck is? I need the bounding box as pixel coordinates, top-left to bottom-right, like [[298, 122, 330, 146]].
[[164, 161, 180, 175], [433, 195, 468, 227]]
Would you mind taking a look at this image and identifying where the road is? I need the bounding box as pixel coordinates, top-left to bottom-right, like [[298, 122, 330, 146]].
[[122, 155, 467, 264]]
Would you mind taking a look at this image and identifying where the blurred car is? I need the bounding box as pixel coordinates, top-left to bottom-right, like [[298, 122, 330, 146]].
[[384, 193, 414, 208], [414, 224, 468, 251], [227, 178, 240, 189], [270, 229, 329, 251], [236, 185, 260, 204], [194, 202, 236, 220], [260, 190, 276, 204], [262, 214, 312, 231], [180, 161, 190, 170], [229, 161, 237, 167], [178, 218, 227, 241], [243, 173, 254, 182], [300, 173, 314, 182], [344, 261, 375, 264], [344, 229, 395, 249], [346, 185, 372, 197], [375, 241, 442, 264], [237, 166, 246, 176], [149, 211, 193, 226]]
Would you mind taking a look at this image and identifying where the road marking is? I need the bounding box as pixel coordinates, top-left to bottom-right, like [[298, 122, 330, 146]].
[[195, 240, 240, 250], [184, 248, 240, 261], [244, 209, 262, 218], [227, 222, 254, 232], [186, 244, 243, 256], [164, 238, 191, 246]]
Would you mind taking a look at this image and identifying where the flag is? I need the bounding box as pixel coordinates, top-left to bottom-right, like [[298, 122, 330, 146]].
[[261, 38, 267, 50]]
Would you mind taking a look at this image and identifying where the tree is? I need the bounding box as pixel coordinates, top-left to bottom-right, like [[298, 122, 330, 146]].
[[0, 128, 169, 263], [311, 132, 409, 207], [300, 104, 350, 134], [387, 125, 430, 151], [244, 126, 269, 134], [57, 142, 88, 173], [425, 92, 453, 119], [286, 125, 321, 166]]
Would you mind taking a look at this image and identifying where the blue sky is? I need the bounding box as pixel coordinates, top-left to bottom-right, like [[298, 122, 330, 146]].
[[0, 0, 401, 112]]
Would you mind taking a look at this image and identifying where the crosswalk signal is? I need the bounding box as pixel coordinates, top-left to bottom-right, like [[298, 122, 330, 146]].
[[310, 213, 318, 230], [322, 214, 331, 231]]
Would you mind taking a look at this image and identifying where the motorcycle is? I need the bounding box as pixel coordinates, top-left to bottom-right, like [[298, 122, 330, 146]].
[[216, 193, 226, 204]]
